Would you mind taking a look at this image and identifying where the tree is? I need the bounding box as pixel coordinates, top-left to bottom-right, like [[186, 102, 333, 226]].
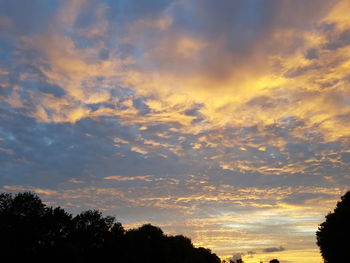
[[269, 259, 280, 263], [196, 247, 221, 263], [68, 210, 116, 262], [0, 192, 49, 261], [0, 191, 221, 263], [0, 192, 74, 262], [316, 191, 350, 263]]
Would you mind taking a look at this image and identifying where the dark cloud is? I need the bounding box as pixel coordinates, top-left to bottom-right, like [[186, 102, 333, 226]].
[[282, 193, 332, 205], [245, 96, 278, 109], [247, 251, 256, 255], [0, 105, 212, 188], [132, 97, 151, 115], [99, 49, 110, 60], [134, 0, 335, 80], [305, 48, 319, 60], [325, 29, 350, 50], [262, 246, 286, 253], [0, 0, 59, 34], [340, 152, 350, 163], [231, 253, 244, 261]]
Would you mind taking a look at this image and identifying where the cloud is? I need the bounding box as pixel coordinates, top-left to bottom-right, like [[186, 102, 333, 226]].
[[263, 246, 286, 253], [1, 1, 350, 262], [1, 0, 349, 146], [0, 179, 346, 261], [231, 253, 244, 261], [104, 175, 153, 182]]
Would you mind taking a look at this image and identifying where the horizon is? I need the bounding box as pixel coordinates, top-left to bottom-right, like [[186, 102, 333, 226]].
[[1, 1, 350, 262]]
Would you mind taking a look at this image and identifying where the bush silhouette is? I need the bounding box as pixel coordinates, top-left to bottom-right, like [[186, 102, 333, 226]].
[[316, 191, 350, 263], [0, 192, 220, 263]]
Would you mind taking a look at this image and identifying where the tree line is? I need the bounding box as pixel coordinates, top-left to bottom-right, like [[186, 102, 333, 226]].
[[1, 190, 349, 263], [0, 192, 220, 263]]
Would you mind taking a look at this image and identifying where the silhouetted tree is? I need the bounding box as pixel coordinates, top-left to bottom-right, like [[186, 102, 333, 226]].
[[125, 224, 166, 263], [316, 191, 350, 263], [196, 247, 221, 263], [37, 206, 72, 259], [0, 192, 53, 261], [165, 234, 194, 263], [67, 210, 115, 262], [0, 192, 221, 263], [269, 259, 280, 263]]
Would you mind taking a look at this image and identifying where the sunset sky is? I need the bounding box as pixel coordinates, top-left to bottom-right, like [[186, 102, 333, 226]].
[[1, 0, 350, 262]]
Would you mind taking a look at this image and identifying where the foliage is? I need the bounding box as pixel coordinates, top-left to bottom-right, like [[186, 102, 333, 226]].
[[316, 191, 350, 263], [0, 192, 220, 263]]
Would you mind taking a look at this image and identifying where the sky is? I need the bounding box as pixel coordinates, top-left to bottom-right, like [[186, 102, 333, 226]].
[[1, 0, 350, 262]]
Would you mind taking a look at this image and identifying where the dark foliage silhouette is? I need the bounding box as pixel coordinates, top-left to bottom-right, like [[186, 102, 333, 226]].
[[269, 259, 280, 263], [316, 191, 350, 263], [0, 192, 220, 263]]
